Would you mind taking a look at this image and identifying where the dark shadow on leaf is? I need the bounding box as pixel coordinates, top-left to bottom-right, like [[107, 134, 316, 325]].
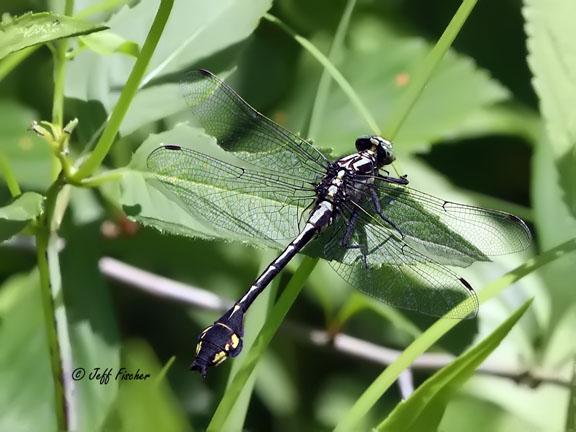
[[122, 204, 142, 216]]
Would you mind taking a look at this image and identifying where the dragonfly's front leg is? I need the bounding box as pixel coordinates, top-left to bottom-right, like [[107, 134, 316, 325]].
[[376, 173, 409, 185], [369, 186, 404, 239]]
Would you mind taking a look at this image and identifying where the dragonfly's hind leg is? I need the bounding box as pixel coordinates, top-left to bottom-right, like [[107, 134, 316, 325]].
[[369, 187, 404, 240]]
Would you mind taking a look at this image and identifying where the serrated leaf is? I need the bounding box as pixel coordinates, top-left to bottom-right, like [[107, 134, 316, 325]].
[[375, 299, 532, 432], [0, 192, 43, 242], [0, 12, 107, 60], [525, 0, 576, 218], [532, 137, 576, 324], [65, 0, 272, 133], [282, 17, 510, 155], [116, 124, 226, 241]]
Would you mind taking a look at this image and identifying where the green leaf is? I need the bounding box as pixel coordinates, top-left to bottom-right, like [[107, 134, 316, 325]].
[[0, 12, 108, 60], [60, 224, 121, 431], [65, 0, 272, 134], [334, 238, 576, 432], [525, 0, 576, 324], [0, 271, 56, 430], [0, 100, 52, 190], [79, 30, 140, 57], [114, 124, 224, 240], [0, 192, 43, 242], [567, 360, 576, 432], [254, 352, 298, 417], [102, 340, 190, 432], [525, 0, 576, 160], [375, 299, 532, 431], [532, 138, 576, 325], [283, 17, 510, 155]]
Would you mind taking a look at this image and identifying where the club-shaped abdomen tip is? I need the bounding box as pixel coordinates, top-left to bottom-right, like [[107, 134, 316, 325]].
[[190, 360, 208, 380], [190, 306, 245, 378]]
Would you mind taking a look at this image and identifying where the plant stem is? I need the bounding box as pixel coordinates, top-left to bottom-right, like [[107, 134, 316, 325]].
[[207, 257, 318, 432], [335, 237, 576, 432], [35, 179, 67, 430], [72, 0, 174, 181], [0, 153, 22, 197], [383, 0, 478, 139], [80, 167, 128, 187], [307, 0, 357, 140], [265, 14, 380, 135], [51, 44, 67, 127]]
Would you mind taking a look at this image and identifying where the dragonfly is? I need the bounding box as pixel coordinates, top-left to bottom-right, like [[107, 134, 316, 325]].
[[146, 69, 531, 378]]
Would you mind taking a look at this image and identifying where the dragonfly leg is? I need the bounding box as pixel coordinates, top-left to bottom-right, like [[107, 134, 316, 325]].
[[339, 209, 369, 270], [376, 173, 409, 185], [340, 209, 359, 247], [369, 187, 404, 239]]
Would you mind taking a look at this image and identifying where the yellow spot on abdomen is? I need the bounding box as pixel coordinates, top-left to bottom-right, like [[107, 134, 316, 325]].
[[213, 351, 227, 365], [231, 334, 240, 349]]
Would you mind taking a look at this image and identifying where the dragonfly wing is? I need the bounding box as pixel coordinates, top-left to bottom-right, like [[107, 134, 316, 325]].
[[147, 145, 314, 242], [314, 202, 479, 319], [180, 70, 330, 182], [365, 178, 532, 266]]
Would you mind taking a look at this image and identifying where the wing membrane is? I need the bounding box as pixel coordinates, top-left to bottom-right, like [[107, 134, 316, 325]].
[[180, 70, 329, 182], [316, 202, 478, 319], [367, 178, 532, 263], [147, 145, 315, 242]]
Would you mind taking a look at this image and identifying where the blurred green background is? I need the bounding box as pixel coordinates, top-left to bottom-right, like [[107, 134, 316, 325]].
[[0, 0, 575, 431]]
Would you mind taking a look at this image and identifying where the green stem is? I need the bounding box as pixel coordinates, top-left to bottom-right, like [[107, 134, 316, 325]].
[[80, 167, 128, 187], [0, 153, 22, 197], [307, 0, 357, 140], [51, 44, 67, 127], [383, 0, 478, 139], [265, 14, 380, 135], [335, 237, 576, 431], [51, 0, 74, 125], [72, 0, 174, 181], [35, 179, 67, 430], [207, 257, 318, 432]]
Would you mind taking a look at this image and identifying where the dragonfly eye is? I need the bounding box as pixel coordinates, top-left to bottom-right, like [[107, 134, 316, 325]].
[[376, 143, 395, 166], [355, 136, 373, 151]]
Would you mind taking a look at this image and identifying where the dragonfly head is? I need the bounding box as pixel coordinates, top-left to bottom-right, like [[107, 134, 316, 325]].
[[355, 135, 395, 167]]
